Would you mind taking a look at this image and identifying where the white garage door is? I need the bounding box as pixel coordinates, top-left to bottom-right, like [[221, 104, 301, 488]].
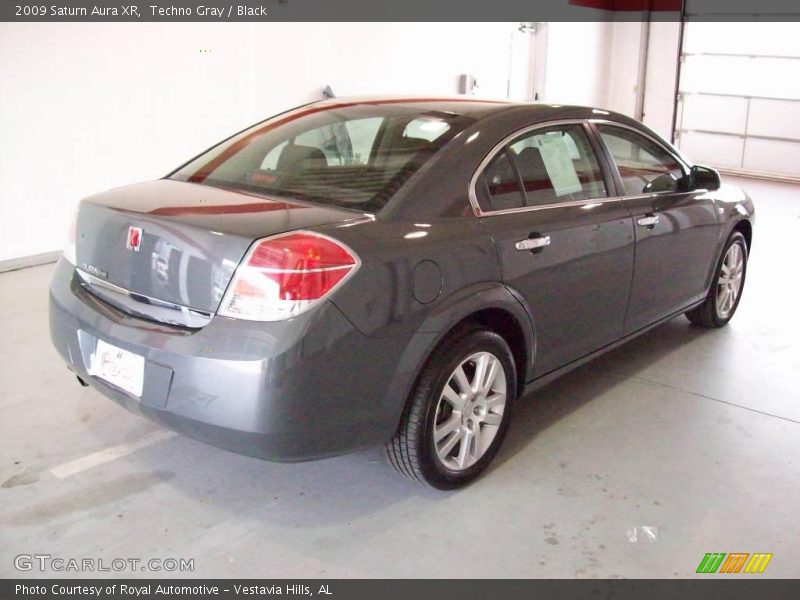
[[675, 22, 800, 180]]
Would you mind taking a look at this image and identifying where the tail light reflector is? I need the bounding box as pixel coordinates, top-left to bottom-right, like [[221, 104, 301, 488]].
[[218, 231, 359, 321]]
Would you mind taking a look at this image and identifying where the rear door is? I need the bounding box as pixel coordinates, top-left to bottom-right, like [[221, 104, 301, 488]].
[[474, 121, 635, 377], [592, 123, 723, 334]]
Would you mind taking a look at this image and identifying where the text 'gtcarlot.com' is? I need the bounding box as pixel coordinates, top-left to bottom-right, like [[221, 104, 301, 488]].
[[13, 553, 194, 573]]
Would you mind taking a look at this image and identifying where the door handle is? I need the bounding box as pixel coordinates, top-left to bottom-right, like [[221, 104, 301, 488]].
[[637, 214, 660, 228], [515, 235, 551, 251]]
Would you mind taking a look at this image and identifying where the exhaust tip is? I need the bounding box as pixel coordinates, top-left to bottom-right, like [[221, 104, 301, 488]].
[[76, 375, 89, 387]]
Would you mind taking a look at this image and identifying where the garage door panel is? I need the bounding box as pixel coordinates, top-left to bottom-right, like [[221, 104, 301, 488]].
[[747, 98, 800, 140], [682, 22, 800, 57], [743, 138, 800, 177], [681, 55, 800, 100], [678, 131, 744, 169], [677, 22, 800, 179], [680, 94, 748, 134]]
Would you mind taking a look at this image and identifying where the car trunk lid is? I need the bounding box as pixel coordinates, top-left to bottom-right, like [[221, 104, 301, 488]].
[[74, 179, 365, 322]]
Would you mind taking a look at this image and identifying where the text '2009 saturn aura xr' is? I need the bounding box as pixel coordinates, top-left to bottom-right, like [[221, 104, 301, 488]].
[[50, 97, 754, 488]]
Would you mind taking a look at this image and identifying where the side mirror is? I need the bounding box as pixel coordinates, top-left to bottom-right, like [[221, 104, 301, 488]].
[[643, 172, 679, 194], [690, 165, 721, 192]]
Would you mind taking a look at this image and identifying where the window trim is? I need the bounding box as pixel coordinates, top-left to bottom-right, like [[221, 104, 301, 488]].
[[468, 119, 618, 217], [589, 119, 692, 199]]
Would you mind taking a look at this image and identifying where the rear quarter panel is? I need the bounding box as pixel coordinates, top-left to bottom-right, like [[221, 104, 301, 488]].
[[317, 217, 500, 339]]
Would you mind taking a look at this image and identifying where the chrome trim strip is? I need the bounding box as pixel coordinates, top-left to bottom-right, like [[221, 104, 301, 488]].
[[468, 118, 618, 218], [76, 268, 213, 328], [471, 196, 625, 217]]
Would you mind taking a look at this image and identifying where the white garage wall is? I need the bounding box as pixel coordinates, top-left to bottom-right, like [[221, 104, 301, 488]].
[[539, 20, 659, 119], [607, 21, 645, 117], [641, 21, 681, 140], [1, 20, 675, 265], [540, 22, 614, 108], [0, 22, 521, 264]]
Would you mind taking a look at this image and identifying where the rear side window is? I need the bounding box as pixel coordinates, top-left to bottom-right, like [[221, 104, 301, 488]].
[[475, 123, 608, 213], [597, 125, 685, 196], [508, 125, 607, 206], [475, 149, 525, 211]]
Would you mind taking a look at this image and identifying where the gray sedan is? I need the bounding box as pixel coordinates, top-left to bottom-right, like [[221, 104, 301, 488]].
[[50, 97, 754, 488]]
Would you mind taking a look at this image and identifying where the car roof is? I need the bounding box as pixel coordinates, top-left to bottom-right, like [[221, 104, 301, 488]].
[[311, 95, 637, 125]]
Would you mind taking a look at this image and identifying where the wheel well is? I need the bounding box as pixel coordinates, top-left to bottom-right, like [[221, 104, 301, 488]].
[[450, 308, 528, 396], [733, 219, 752, 252]]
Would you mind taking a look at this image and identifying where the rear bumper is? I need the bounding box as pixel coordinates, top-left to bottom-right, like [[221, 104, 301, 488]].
[[49, 258, 416, 461]]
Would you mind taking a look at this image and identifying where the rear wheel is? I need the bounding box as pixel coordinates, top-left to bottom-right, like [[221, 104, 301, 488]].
[[685, 231, 748, 328], [385, 327, 516, 489]]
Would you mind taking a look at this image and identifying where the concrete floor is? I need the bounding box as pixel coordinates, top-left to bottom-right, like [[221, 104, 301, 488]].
[[1, 176, 798, 579]]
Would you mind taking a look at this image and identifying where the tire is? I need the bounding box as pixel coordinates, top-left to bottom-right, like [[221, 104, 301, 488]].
[[685, 231, 748, 328], [385, 327, 517, 489]]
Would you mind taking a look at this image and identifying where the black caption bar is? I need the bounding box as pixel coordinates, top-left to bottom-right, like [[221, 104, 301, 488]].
[[1, 0, 800, 22], [3, 580, 800, 600]]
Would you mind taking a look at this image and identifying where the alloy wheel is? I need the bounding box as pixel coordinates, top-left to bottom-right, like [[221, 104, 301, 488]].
[[433, 351, 507, 471], [716, 242, 744, 319]]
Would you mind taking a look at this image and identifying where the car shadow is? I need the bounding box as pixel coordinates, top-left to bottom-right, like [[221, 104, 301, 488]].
[[495, 317, 710, 467], [119, 316, 711, 530]]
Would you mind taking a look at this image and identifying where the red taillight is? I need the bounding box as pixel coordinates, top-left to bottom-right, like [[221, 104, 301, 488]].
[[248, 232, 356, 272], [218, 231, 359, 321]]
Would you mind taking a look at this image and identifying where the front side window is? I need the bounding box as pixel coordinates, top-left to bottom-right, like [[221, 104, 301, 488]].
[[171, 105, 474, 213], [597, 125, 686, 196]]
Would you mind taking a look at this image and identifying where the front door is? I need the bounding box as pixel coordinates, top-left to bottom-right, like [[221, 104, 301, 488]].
[[593, 123, 723, 334]]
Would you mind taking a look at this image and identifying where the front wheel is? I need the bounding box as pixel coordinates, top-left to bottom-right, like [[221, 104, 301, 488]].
[[685, 231, 748, 328], [385, 328, 517, 489]]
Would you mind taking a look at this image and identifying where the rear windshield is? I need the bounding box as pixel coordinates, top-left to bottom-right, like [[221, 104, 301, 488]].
[[170, 103, 477, 213]]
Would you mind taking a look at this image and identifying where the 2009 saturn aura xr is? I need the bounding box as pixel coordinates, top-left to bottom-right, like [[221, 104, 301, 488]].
[[50, 97, 754, 488]]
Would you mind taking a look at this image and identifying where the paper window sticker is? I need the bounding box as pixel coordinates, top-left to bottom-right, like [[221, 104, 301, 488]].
[[562, 133, 580, 160], [536, 135, 582, 196]]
